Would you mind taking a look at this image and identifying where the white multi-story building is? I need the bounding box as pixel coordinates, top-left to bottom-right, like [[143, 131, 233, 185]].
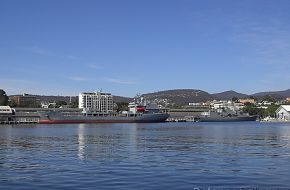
[[79, 92, 113, 113]]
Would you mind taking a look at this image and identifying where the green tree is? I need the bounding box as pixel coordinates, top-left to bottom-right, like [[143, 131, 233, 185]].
[[48, 104, 55, 108], [8, 99, 17, 107], [56, 101, 67, 108], [0, 89, 8, 106], [116, 102, 129, 112], [265, 104, 280, 117], [242, 104, 266, 117], [69, 100, 79, 108]]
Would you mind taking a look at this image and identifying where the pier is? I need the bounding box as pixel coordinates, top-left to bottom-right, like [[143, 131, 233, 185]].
[[0, 120, 38, 124], [0, 108, 82, 125]]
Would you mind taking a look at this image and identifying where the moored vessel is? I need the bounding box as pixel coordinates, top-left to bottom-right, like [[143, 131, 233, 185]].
[[38, 95, 169, 124], [38, 112, 169, 124], [195, 110, 258, 122]]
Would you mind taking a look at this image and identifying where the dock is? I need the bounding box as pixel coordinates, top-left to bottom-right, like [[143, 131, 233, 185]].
[[0, 108, 81, 125], [0, 120, 38, 124]]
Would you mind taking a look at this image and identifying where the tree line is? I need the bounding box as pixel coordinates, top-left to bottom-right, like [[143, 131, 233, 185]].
[[242, 103, 280, 118], [0, 89, 8, 106]]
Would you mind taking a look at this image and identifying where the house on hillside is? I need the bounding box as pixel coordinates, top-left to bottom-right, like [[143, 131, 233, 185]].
[[276, 105, 290, 121]]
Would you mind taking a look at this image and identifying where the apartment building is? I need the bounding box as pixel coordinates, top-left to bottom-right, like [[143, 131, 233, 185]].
[[78, 92, 113, 113]]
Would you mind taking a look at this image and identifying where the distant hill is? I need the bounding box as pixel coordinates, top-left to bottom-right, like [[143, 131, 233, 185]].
[[142, 89, 251, 105], [113, 96, 132, 103], [142, 88, 290, 106], [212, 90, 248, 100], [252, 89, 290, 98], [142, 89, 214, 105], [8, 88, 290, 106]]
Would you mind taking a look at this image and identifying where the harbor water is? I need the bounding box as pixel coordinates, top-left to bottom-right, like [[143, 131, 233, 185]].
[[1, 122, 290, 189]]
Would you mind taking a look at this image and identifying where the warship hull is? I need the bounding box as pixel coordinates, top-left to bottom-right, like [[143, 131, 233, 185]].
[[197, 115, 258, 122], [38, 111, 170, 124]]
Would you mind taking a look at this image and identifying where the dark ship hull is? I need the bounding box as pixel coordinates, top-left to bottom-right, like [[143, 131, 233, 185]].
[[197, 116, 258, 122], [38, 111, 170, 124]]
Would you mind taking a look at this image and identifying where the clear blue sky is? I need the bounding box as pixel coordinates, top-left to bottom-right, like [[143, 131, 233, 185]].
[[1, 0, 290, 97]]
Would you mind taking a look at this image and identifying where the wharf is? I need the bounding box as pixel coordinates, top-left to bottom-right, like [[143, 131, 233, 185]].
[[0, 120, 38, 124], [0, 108, 82, 125], [166, 118, 187, 122], [0, 113, 39, 124]]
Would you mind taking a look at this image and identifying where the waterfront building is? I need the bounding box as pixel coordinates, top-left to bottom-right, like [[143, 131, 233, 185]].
[[0, 106, 13, 115], [11, 93, 38, 107], [210, 100, 244, 112], [239, 98, 256, 104], [0, 106, 14, 122], [276, 105, 290, 121], [78, 92, 113, 113]]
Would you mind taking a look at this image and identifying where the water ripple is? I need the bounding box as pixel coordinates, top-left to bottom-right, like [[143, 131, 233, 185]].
[[1, 122, 290, 189]]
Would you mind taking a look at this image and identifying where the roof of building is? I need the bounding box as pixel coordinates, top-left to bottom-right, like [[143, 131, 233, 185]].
[[280, 105, 290, 112], [0, 106, 11, 109]]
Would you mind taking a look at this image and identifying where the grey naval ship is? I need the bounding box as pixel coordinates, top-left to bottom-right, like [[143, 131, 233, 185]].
[[195, 109, 258, 122], [38, 96, 169, 124]]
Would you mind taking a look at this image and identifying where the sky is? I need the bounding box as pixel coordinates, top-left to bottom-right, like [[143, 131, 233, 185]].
[[1, 0, 290, 97]]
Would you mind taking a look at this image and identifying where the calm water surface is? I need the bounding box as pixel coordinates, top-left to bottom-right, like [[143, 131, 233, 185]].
[[1, 122, 290, 189]]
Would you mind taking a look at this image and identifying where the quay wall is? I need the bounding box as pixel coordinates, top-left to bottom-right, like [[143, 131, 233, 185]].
[[1, 108, 208, 124]]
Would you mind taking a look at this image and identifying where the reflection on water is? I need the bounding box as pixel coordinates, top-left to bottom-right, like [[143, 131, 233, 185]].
[[76, 123, 138, 162], [77, 124, 85, 160], [1, 122, 290, 189]]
